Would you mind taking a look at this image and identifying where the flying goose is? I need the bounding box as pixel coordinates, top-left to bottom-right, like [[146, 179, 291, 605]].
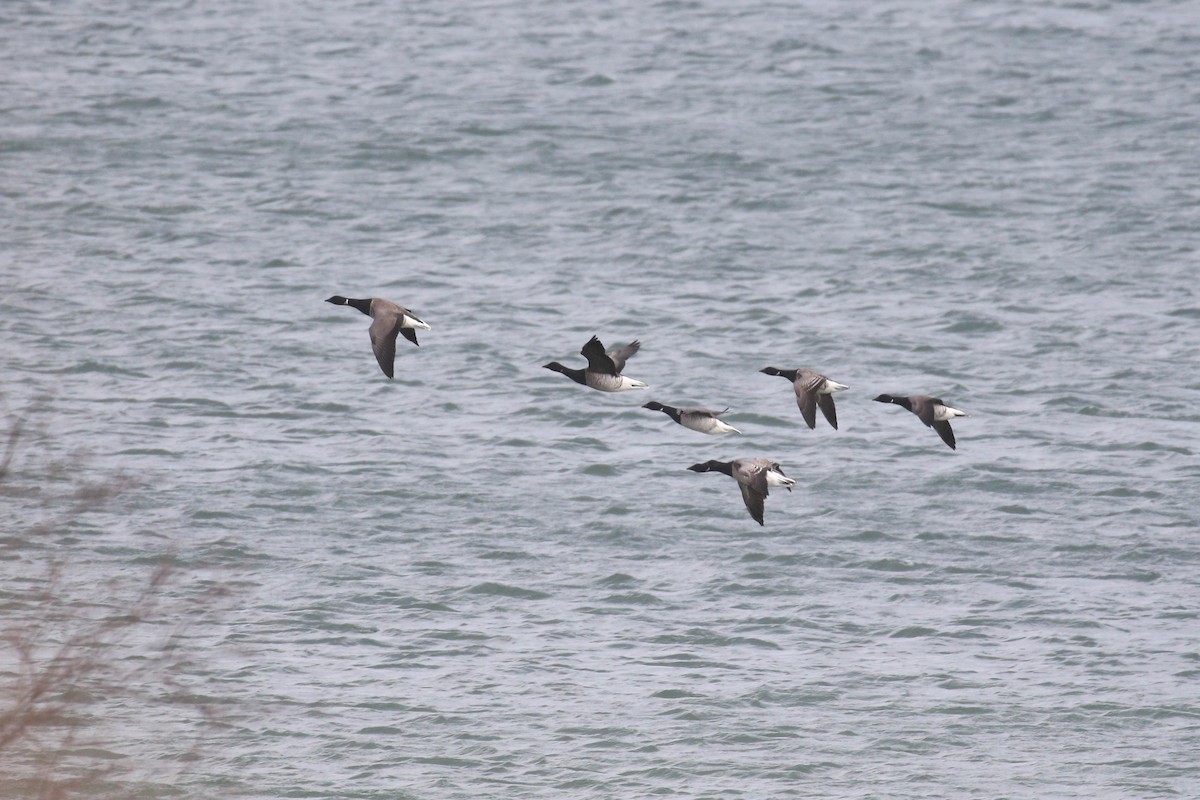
[[643, 402, 741, 435], [543, 335, 647, 392], [687, 458, 795, 526], [760, 367, 848, 430], [326, 295, 430, 378], [873, 394, 967, 450]]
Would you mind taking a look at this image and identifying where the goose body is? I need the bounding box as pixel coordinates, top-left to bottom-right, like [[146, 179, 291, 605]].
[[760, 366, 847, 430], [326, 295, 430, 378], [687, 458, 794, 526], [643, 402, 741, 435], [873, 393, 967, 450], [543, 335, 647, 392]]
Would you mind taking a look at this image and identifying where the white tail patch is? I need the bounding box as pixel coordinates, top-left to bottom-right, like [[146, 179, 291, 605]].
[[765, 470, 795, 488], [824, 380, 849, 393], [402, 314, 431, 330], [934, 404, 966, 421], [615, 376, 648, 391], [709, 419, 742, 435]]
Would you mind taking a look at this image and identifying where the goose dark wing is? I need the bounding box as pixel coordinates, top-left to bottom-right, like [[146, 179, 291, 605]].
[[737, 482, 766, 526], [910, 396, 936, 426], [368, 317, 400, 378], [679, 407, 721, 419], [605, 340, 641, 373], [735, 460, 771, 498], [580, 336, 617, 375], [792, 382, 818, 429], [817, 394, 839, 429], [752, 458, 792, 492], [933, 420, 957, 450]]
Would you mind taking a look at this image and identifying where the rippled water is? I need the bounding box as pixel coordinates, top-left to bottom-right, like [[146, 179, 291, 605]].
[[3, 1, 1199, 797]]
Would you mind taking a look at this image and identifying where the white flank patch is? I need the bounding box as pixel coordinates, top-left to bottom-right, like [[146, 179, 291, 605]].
[[709, 419, 742, 435], [934, 404, 966, 420], [765, 470, 795, 488]]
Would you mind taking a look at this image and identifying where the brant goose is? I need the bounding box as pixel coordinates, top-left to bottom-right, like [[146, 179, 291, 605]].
[[326, 295, 430, 378], [643, 402, 742, 435], [760, 367, 848, 430], [873, 394, 967, 450], [687, 458, 795, 526], [543, 335, 648, 392]]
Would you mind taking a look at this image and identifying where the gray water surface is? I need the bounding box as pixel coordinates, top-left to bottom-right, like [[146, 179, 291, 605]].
[[2, 1, 1198, 797]]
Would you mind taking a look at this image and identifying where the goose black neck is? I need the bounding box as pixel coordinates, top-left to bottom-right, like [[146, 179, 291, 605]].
[[545, 362, 586, 385], [877, 394, 912, 410], [345, 297, 373, 316], [761, 367, 798, 381]]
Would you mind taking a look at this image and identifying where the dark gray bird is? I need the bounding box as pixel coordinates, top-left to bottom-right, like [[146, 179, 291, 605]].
[[543, 335, 647, 392], [326, 295, 430, 378], [760, 367, 848, 430], [873, 393, 967, 450], [643, 402, 742, 435], [687, 458, 795, 526]]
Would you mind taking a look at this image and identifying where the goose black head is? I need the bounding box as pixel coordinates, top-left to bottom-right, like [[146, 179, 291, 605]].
[[687, 460, 732, 475], [326, 295, 373, 315]]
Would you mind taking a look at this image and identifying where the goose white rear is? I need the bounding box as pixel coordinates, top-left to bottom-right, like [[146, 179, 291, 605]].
[[402, 314, 431, 331], [933, 404, 966, 421], [612, 376, 648, 391], [765, 469, 796, 489]]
